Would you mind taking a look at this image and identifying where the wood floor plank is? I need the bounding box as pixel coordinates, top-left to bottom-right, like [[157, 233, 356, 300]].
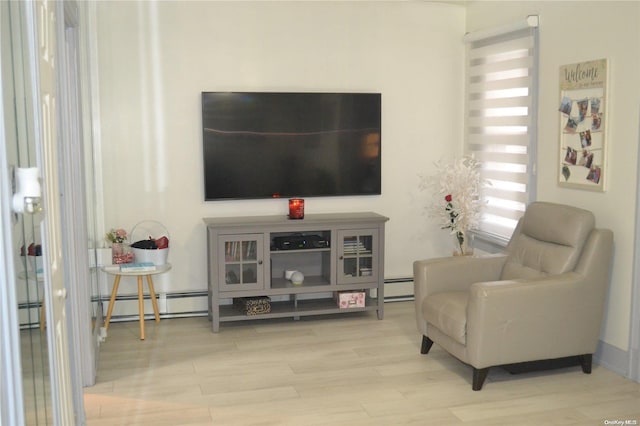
[[84, 301, 640, 425]]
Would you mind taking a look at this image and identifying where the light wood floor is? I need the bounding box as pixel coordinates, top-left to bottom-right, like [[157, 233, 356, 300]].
[[84, 301, 640, 425]]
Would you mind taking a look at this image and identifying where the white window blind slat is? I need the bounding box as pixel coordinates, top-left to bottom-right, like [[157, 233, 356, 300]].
[[469, 87, 529, 101], [478, 218, 519, 239], [467, 115, 530, 127], [484, 204, 527, 220], [483, 187, 529, 203], [469, 76, 531, 93], [468, 32, 534, 59], [467, 133, 530, 146], [472, 151, 528, 165], [482, 169, 529, 184], [468, 126, 528, 136], [468, 55, 533, 77], [469, 95, 531, 111]]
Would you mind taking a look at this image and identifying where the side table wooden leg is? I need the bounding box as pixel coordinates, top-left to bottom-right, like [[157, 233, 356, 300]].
[[138, 276, 145, 340], [146, 275, 161, 323], [40, 300, 46, 332], [104, 275, 121, 330]]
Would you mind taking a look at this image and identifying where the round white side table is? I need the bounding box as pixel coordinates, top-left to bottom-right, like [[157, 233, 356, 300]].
[[101, 263, 171, 340]]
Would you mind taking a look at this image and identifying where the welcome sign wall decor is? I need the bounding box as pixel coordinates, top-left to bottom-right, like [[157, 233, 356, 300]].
[[558, 58, 607, 191]]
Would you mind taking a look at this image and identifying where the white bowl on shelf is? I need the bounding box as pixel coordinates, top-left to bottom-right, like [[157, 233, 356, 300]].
[[290, 271, 304, 285]]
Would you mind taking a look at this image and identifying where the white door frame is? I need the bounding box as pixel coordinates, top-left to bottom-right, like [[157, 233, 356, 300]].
[[629, 110, 640, 383], [0, 3, 26, 418], [27, 0, 77, 422], [57, 0, 96, 394]]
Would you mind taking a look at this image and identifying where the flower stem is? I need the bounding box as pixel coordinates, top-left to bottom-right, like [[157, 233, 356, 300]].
[[456, 231, 465, 254]]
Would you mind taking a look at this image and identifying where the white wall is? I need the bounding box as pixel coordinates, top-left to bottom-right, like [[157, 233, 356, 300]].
[[95, 2, 466, 306], [94, 0, 640, 362], [466, 2, 640, 353]]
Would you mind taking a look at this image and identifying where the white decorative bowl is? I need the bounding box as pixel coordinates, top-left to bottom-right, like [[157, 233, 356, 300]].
[[291, 271, 304, 285]]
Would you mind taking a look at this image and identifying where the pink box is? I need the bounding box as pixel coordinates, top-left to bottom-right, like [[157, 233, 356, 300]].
[[337, 291, 365, 309]]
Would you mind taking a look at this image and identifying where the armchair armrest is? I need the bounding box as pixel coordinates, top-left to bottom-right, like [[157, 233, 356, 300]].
[[466, 272, 604, 367], [413, 254, 507, 297]]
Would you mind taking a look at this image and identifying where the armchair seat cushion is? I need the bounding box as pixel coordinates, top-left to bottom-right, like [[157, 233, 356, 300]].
[[423, 291, 468, 345]]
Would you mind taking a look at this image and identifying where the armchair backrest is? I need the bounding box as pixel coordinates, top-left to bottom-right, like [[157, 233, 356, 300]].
[[502, 202, 596, 280]]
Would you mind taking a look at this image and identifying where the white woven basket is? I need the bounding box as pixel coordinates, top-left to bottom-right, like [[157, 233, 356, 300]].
[[130, 220, 170, 266]]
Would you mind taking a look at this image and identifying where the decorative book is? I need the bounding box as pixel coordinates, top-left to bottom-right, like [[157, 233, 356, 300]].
[[120, 262, 156, 272]]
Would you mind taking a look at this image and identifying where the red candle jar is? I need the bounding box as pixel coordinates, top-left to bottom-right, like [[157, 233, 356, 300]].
[[288, 198, 305, 219]]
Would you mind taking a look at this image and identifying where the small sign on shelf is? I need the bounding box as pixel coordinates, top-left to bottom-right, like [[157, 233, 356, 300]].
[[336, 291, 366, 309]]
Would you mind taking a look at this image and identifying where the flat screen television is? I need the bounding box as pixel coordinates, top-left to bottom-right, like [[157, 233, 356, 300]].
[[202, 92, 381, 201]]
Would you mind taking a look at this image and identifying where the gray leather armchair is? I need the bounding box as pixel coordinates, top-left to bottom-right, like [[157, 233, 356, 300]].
[[413, 202, 613, 390]]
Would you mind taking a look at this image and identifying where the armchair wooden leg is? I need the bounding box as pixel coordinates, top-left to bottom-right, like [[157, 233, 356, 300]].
[[472, 367, 490, 391], [579, 354, 592, 374], [421, 335, 434, 354]]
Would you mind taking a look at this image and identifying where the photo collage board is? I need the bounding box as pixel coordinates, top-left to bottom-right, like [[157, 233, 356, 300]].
[[558, 58, 607, 191]]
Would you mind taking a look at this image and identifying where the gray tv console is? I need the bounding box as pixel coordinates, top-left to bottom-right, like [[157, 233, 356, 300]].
[[204, 212, 388, 332]]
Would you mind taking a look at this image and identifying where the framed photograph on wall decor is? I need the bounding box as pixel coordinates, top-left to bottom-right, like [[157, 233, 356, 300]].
[[558, 58, 607, 191]]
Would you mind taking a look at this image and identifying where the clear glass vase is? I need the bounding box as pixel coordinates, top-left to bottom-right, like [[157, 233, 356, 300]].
[[453, 231, 474, 256], [112, 242, 134, 264]]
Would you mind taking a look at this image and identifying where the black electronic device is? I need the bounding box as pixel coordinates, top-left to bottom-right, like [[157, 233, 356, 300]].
[[306, 235, 330, 249], [272, 234, 330, 251], [202, 92, 381, 201]]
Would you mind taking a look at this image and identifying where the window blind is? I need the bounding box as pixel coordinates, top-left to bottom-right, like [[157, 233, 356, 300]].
[[464, 19, 539, 243]]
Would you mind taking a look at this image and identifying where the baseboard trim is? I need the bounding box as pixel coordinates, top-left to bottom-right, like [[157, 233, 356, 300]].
[[93, 290, 208, 303], [106, 311, 208, 323], [98, 278, 416, 322], [595, 339, 629, 378], [629, 346, 640, 382]]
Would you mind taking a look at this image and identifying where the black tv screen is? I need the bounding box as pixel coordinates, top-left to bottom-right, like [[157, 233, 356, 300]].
[[202, 92, 381, 200]]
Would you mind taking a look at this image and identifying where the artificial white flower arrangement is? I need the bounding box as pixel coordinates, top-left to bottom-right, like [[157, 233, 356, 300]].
[[420, 156, 485, 255]]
